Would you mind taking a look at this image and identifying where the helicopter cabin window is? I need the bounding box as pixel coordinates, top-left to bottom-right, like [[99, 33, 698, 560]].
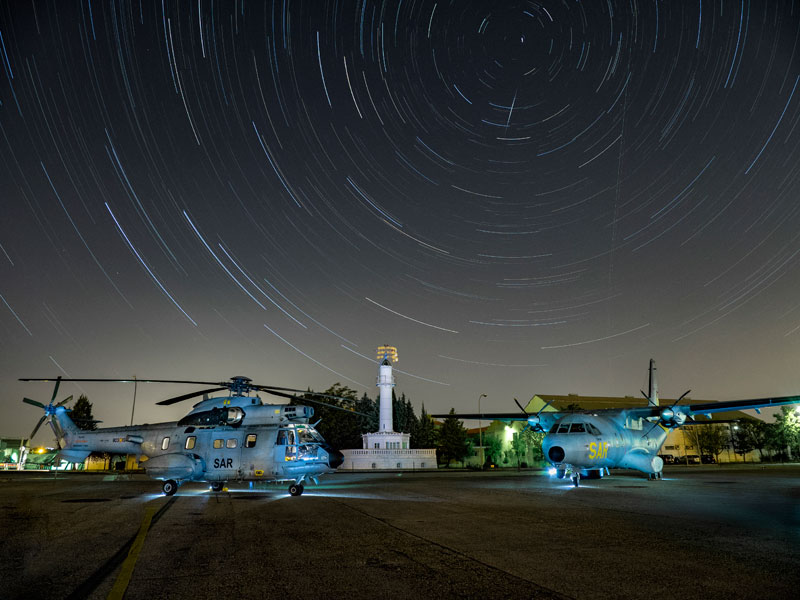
[[245, 434, 257, 448], [161, 437, 170, 450], [569, 423, 586, 433], [226, 438, 237, 449], [185, 436, 196, 450], [213, 439, 223, 449]]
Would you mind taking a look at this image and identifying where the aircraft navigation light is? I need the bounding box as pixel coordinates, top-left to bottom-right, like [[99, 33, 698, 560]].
[[548, 468, 557, 476]]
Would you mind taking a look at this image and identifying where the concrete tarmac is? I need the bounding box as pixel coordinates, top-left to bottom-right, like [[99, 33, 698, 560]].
[[1, 465, 798, 600]]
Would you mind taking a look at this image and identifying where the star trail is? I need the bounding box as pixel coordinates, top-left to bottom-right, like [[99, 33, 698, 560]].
[[2, 1, 800, 440]]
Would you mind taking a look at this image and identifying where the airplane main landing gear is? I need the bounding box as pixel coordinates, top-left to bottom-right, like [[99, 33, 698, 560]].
[[288, 483, 304, 496], [571, 474, 580, 487], [648, 472, 663, 481], [210, 482, 224, 492], [162, 479, 178, 496]]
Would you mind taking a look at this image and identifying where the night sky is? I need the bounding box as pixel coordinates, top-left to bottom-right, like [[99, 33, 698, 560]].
[[3, 1, 800, 443]]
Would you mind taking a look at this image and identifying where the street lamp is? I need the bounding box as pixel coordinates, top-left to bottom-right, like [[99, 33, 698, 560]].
[[478, 394, 487, 468]]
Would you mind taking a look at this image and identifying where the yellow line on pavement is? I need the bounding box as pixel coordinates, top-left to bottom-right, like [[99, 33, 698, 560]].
[[106, 504, 157, 600]]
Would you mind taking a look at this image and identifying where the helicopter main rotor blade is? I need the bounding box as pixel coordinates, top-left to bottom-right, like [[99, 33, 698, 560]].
[[156, 387, 228, 406], [20, 377, 225, 386], [56, 395, 73, 407], [29, 416, 47, 440], [23, 397, 45, 409], [50, 377, 62, 404]]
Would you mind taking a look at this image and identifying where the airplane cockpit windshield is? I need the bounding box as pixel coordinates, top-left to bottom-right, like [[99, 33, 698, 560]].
[[549, 422, 602, 435]]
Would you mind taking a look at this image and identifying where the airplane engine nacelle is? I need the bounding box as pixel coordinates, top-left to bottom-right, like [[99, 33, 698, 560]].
[[618, 451, 663, 474], [144, 453, 205, 481], [659, 408, 687, 428]]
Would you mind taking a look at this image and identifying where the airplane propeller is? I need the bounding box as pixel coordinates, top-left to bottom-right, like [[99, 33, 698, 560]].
[[513, 397, 554, 433], [645, 389, 691, 436]]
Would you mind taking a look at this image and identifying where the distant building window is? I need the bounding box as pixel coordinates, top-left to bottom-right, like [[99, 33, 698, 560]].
[[213, 439, 223, 449], [185, 436, 196, 450], [374, 443, 379, 449], [371, 463, 377, 469], [226, 438, 237, 449], [420, 463, 425, 468], [664, 445, 675, 450], [396, 463, 401, 468], [402, 442, 408, 449], [161, 437, 170, 450], [245, 434, 257, 448]]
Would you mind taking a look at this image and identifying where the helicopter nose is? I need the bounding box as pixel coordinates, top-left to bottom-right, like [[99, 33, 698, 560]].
[[548, 446, 565, 463], [327, 448, 344, 469]]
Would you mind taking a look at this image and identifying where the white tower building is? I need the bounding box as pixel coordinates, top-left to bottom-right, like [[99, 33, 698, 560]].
[[340, 345, 437, 470]]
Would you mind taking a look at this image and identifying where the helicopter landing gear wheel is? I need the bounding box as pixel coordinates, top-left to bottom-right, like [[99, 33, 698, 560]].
[[210, 482, 224, 492], [288, 483, 304, 496], [162, 479, 178, 496]]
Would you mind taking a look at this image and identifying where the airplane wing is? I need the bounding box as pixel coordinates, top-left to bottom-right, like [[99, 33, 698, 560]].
[[434, 394, 800, 423]]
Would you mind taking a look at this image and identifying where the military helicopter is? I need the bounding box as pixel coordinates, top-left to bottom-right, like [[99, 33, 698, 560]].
[[20, 375, 356, 496], [435, 360, 800, 486]]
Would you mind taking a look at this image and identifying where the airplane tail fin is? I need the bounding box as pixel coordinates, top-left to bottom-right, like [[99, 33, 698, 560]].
[[647, 359, 659, 407]]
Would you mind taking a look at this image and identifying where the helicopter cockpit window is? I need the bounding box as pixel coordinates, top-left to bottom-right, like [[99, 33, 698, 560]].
[[213, 439, 223, 449], [161, 437, 170, 450], [569, 423, 586, 433], [226, 438, 237, 449], [296, 427, 323, 444], [245, 434, 257, 448], [185, 436, 196, 450]]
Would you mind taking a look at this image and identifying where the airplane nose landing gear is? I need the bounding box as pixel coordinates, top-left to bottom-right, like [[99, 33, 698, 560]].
[[162, 479, 179, 496]]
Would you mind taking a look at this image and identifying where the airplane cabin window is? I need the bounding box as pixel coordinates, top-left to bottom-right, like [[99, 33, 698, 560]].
[[245, 434, 257, 448], [569, 423, 586, 433], [213, 439, 223, 449], [185, 436, 196, 450], [226, 438, 237, 449], [161, 437, 169, 450]]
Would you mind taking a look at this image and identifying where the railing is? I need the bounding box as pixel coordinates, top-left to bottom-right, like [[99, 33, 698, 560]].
[[344, 449, 436, 457]]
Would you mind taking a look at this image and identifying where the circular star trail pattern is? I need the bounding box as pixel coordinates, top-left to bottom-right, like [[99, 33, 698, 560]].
[[1, 1, 800, 438]]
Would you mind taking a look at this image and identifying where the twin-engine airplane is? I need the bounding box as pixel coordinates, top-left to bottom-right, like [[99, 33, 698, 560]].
[[436, 360, 800, 486], [20, 376, 353, 496]]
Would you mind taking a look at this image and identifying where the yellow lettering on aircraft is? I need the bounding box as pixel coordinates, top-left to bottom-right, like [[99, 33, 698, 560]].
[[588, 442, 610, 460]]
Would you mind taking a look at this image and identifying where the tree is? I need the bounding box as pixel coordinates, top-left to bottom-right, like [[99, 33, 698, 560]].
[[510, 432, 527, 469], [393, 392, 418, 434], [774, 405, 800, 460], [437, 409, 470, 467], [411, 404, 437, 449], [731, 420, 766, 462], [697, 425, 728, 462], [522, 429, 545, 463], [484, 434, 503, 466], [71, 395, 97, 431], [294, 384, 362, 450]]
